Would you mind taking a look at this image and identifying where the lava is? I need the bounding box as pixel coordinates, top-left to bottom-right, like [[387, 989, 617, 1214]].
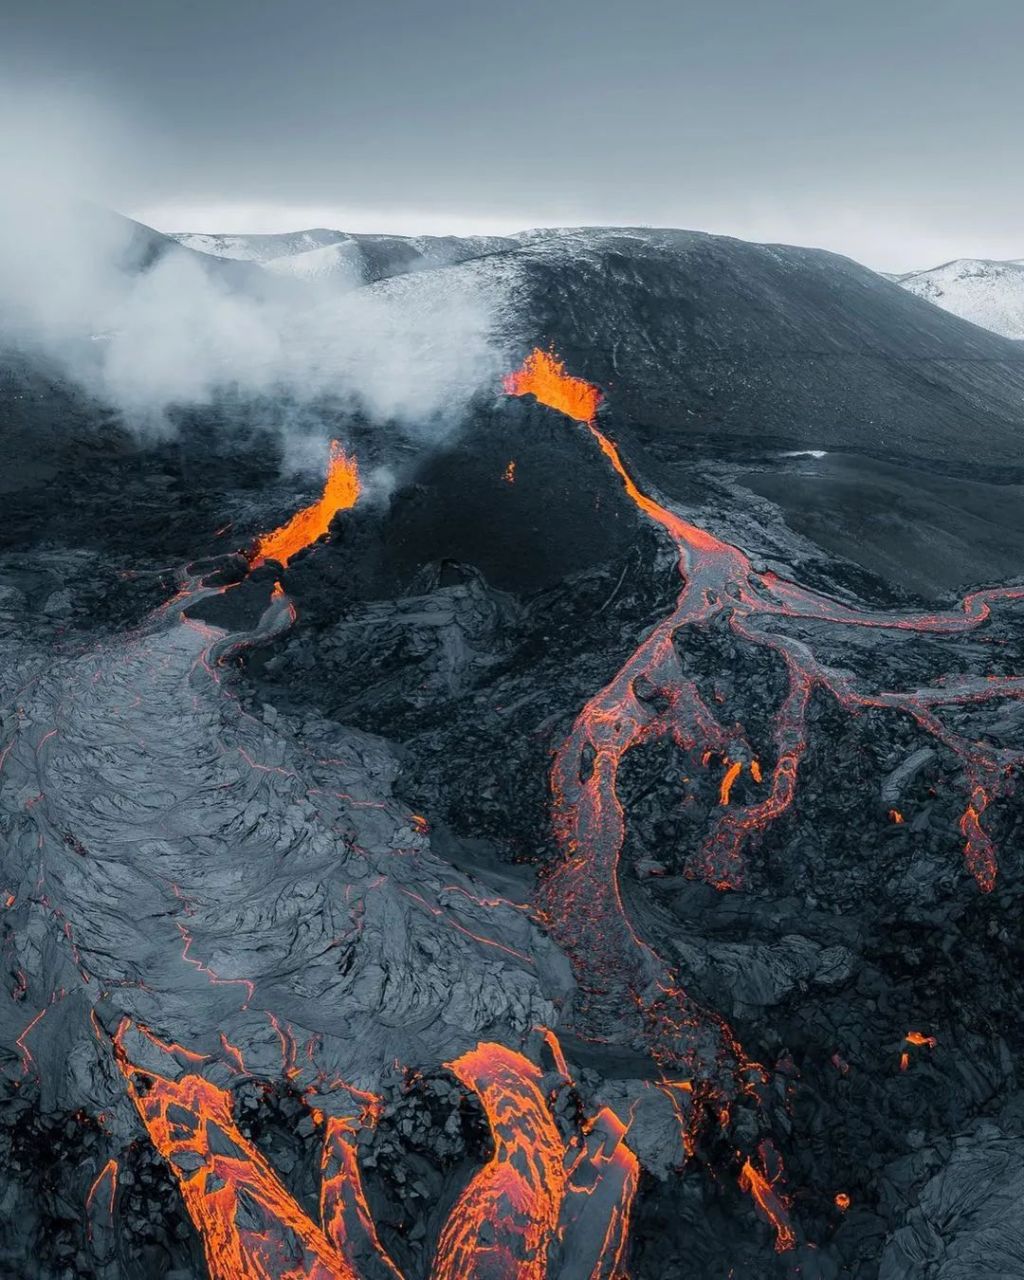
[[253, 441, 360, 568], [503, 345, 1024, 1252], [85, 1158, 119, 1219], [739, 1148, 796, 1253], [502, 348, 602, 424], [320, 1106, 404, 1280], [430, 1043, 567, 1280], [110, 1019, 635, 1280], [719, 759, 743, 805], [557, 1107, 640, 1280], [905, 1031, 937, 1048], [112, 1018, 378, 1280]]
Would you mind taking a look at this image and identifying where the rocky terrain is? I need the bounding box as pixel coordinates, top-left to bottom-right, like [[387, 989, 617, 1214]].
[[1, 221, 1023, 1279]]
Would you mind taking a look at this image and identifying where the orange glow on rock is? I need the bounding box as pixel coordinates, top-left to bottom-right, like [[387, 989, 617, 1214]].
[[905, 1031, 937, 1048], [889, 808, 904, 824], [430, 1042, 567, 1280], [85, 1158, 119, 1224], [112, 1020, 363, 1280], [503, 459, 517, 484], [960, 786, 997, 892], [739, 1151, 797, 1253], [253, 442, 360, 568], [719, 760, 743, 805], [320, 1108, 403, 1280], [557, 1106, 640, 1280], [111, 1019, 635, 1280], [834, 1192, 850, 1211]]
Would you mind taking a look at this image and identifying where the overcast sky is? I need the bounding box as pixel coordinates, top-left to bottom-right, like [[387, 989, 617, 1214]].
[[4, 0, 1023, 270]]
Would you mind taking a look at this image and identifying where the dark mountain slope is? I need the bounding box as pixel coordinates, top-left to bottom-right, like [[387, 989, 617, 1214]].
[[472, 227, 1024, 467]]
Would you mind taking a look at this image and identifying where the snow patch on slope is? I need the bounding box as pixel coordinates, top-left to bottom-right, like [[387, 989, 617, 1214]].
[[168, 229, 351, 262], [898, 258, 1024, 339]]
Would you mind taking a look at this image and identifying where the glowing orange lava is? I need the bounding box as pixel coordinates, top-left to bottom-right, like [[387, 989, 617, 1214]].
[[504, 344, 1024, 1252], [253, 442, 360, 568], [86, 1158, 119, 1226], [111, 1019, 635, 1280], [502, 348, 602, 424], [739, 1151, 796, 1253], [834, 1192, 850, 1211], [719, 760, 743, 805], [112, 1019, 363, 1280], [430, 1043, 567, 1280], [905, 1031, 937, 1048]]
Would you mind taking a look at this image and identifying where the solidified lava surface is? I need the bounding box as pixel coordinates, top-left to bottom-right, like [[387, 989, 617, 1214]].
[[2, 341, 1023, 1280]]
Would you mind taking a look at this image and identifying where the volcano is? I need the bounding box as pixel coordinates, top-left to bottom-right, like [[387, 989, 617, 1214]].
[[1, 221, 1024, 1280]]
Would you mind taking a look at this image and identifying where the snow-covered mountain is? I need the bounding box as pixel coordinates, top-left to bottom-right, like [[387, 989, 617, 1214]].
[[896, 257, 1024, 339], [262, 232, 516, 285], [167, 228, 352, 262], [169, 227, 517, 283]]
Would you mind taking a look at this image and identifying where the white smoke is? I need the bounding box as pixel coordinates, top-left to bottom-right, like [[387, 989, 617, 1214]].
[[0, 85, 502, 449]]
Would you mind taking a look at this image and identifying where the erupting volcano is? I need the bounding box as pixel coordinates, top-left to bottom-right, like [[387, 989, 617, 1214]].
[[3, 308, 1023, 1275], [503, 345, 1024, 1252]]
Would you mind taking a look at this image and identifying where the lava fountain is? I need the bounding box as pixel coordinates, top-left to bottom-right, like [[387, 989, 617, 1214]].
[[253, 442, 360, 567]]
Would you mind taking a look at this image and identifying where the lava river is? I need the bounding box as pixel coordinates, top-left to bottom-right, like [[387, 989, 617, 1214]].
[[504, 347, 1024, 1251]]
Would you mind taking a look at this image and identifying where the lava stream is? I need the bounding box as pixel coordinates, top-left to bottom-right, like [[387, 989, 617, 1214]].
[[504, 346, 1024, 1250], [110, 1019, 636, 1280]]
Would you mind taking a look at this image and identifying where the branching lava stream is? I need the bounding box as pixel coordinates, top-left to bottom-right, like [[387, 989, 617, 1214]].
[[504, 347, 1024, 1251]]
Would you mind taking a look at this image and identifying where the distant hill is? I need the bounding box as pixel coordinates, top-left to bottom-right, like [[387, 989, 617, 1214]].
[[895, 257, 1024, 340]]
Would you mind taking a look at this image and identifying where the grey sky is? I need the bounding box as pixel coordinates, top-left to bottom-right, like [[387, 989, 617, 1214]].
[[4, 0, 1023, 270]]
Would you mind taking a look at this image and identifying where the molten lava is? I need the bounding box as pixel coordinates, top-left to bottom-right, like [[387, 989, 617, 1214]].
[[430, 1043, 567, 1280], [253, 442, 360, 568], [905, 1031, 937, 1048], [719, 759, 743, 806], [502, 348, 602, 424], [111, 1019, 636, 1280], [503, 345, 1024, 1253], [112, 1020, 363, 1280]]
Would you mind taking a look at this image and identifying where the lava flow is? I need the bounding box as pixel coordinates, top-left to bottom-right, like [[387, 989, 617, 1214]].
[[110, 1018, 636, 1280], [253, 442, 360, 567], [504, 346, 1024, 1250]]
